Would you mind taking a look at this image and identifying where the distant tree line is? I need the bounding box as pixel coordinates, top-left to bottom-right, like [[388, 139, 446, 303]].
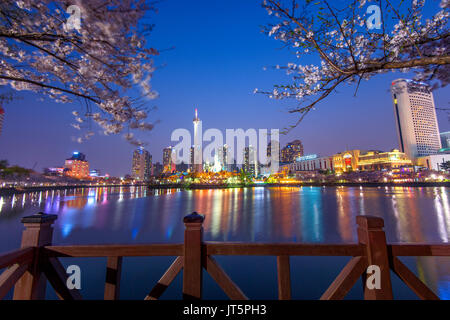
[[0, 160, 32, 178]]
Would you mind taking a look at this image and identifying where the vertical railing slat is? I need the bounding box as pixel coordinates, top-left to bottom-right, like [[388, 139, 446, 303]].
[[104, 256, 123, 300], [276, 255, 291, 300]]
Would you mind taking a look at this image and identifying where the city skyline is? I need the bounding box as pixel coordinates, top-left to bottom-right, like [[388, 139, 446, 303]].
[[1, 79, 449, 178], [0, 0, 449, 176]]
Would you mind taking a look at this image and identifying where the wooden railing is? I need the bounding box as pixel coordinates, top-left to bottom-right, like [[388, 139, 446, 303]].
[[0, 212, 449, 300]]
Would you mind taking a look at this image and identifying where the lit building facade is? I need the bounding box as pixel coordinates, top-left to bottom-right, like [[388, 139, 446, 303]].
[[44, 167, 65, 176], [290, 154, 334, 172], [64, 152, 89, 179], [391, 79, 442, 160], [281, 140, 304, 163], [333, 150, 361, 173], [163, 146, 175, 173], [0, 106, 4, 136], [288, 150, 412, 173], [90, 169, 100, 177], [417, 154, 450, 171], [358, 149, 412, 171], [132, 147, 152, 181]]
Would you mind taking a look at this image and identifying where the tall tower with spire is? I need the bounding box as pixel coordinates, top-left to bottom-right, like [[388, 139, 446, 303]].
[[193, 108, 203, 172]]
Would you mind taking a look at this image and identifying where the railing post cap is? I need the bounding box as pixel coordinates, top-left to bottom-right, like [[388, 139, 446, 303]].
[[183, 212, 205, 223], [21, 212, 58, 224], [356, 215, 384, 228]]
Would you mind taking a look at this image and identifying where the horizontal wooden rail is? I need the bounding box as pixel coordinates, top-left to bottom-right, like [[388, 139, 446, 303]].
[[3, 212, 450, 301], [388, 244, 450, 256], [37, 243, 450, 259], [43, 244, 183, 257], [205, 243, 365, 256], [0, 247, 34, 270]]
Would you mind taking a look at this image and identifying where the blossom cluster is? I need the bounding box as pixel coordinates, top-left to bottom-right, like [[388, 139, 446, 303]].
[[0, 0, 159, 144], [260, 0, 449, 121]]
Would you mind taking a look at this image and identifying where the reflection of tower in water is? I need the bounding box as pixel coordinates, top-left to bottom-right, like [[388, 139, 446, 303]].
[[270, 187, 299, 240], [336, 187, 354, 243], [390, 187, 427, 243]]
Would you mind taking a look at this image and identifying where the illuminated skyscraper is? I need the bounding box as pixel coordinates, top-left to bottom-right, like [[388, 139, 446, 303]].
[[132, 147, 152, 181], [440, 131, 450, 151], [216, 145, 229, 171], [193, 108, 203, 172], [222, 144, 229, 171], [281, 140, 304, 163], [391, 79, 442, 160], [163, 146, 175, 173], [267, 140, 281, 164], [152, 162, 164, 176], [0, 106, 4, 136], [243, 146, 258, 177]]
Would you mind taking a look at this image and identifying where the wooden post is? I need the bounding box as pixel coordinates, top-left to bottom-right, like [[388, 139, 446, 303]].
[[13, 212, 57, 300], [182, 212, 204, 300], [356, 215, 393, 300]]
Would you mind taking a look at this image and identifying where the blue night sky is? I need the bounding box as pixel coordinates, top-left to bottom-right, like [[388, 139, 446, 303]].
[[0, 0, 449, 176]]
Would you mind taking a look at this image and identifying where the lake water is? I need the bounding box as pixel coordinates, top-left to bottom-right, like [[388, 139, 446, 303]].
[[0, 186, 449, 299]]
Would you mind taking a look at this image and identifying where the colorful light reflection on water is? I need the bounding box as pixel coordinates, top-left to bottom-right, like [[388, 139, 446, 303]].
[[0, 186, 448, 299]]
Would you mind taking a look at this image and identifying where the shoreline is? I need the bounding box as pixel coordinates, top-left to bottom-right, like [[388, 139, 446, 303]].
[[0, 181, 449, 196]]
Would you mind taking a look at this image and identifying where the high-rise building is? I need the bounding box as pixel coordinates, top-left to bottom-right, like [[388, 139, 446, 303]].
[[132, 147, 152, 181], [163, 146, 175, 173], [243, 147, 250, 172], [243, 146, 258, 177], [64, 151, 89, 179], [152, 162, 164, 176], [193, 108, 203, 172], [440, 131, 450, 151], [0, 106, 4, 136], [216, 145, 229, 171], [222, 145, 229, 171], [391, 79, 442, 160], [267, 140, 281, 165], [281, 140, 304, 163]]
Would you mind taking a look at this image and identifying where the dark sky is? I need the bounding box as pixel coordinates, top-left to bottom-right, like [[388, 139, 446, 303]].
[[0, 0, 449, 177]]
